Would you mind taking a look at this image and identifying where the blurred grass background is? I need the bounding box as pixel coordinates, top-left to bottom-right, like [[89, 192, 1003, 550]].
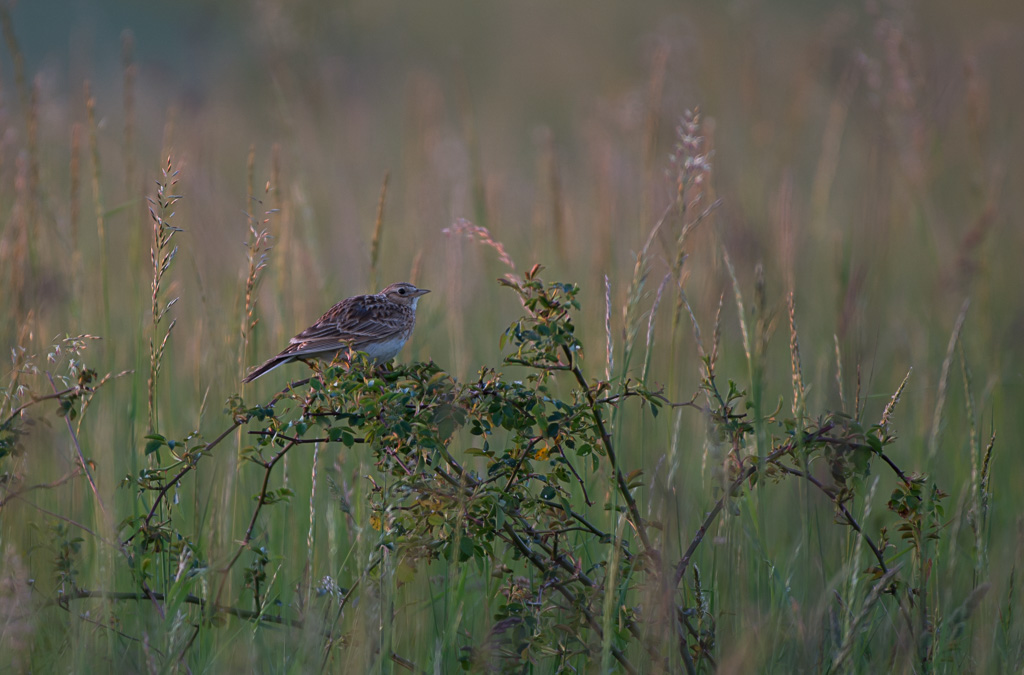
[[1, 0, 1022, 671]]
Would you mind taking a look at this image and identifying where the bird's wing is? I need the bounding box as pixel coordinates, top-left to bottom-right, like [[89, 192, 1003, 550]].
[[279, 296, 408, 357]]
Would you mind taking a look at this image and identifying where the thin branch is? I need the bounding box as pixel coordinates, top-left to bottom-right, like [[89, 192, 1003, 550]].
[[0, 466, 83, 508], [674, 423, 836, 587], [562, 343, 655, 558], [2, 385, 85, 429], [504, 358, 572, 371], [775, 464, 889, 574], [499, 521, 639, 675], [877, 450, 912, 485], [322, 553, 385, 669], [501, 436, 542, 495], [132, 420, 242, 537], [213, 437, 298, 616], [556, 443, 593, 506], [53, 588, 326, 635], [47, 373, 108, 523], [247, 430, 365, 445]]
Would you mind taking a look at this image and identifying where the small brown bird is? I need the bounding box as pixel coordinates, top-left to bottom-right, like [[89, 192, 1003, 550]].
[[242, 282, 430, 383]]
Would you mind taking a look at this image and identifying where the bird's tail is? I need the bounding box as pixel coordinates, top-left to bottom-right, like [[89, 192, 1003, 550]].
[[242, 355, 292, 383]]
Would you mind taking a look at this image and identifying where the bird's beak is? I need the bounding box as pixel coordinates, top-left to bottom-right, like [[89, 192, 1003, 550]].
[[415, 288, 431, 296]]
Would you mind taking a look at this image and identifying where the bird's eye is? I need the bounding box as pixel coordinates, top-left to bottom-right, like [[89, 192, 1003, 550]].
[[398, 288, 406, 294]]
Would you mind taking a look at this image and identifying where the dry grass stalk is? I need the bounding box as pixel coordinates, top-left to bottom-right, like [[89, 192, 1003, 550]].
[[641, 273, 670, 385], [26, 78, 38, 257], [879, 368, 912, 434], [720, 242, 750, 364], [604, 275, 613, 381], [834, 334, 846, 414], [544, 130, 567, 265], [0, 548, 35, 672], [69, 123, 81, 254], [1, 9, 39, 255], [642, 42, 669, 219], [84, 80, 110, 330], [4, 153, 29, 323], [832, 564, 903, 673], [443, 218, 517, 272], [122, 30, 136, 195], [788, 292, 805, 419], [370, 171, 390, 289], [239, 178, 274, 381], [147, 158, 182, 433], [927, 299, 970, 461]]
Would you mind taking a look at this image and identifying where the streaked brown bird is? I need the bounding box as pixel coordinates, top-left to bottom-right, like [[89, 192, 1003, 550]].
[[242, 282, 430, 383]]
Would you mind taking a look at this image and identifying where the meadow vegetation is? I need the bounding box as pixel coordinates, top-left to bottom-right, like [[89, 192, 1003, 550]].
[[0, 2, 1021, 672]]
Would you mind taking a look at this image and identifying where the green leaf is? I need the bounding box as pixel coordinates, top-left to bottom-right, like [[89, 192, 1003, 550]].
[[867, 434, 883, 453], [459, 536, 475, 562]]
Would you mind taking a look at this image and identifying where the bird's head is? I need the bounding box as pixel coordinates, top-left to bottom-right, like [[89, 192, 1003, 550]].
[[381, 282, 430, 307]]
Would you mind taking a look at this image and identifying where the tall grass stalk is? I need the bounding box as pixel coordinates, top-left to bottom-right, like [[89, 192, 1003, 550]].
[[147, 158, 182, 435], [230, 152, 273, 603], [838, 475, 879, 666], [84, 81, 111, 335], [667, 111, 713, 399], [641, 42, 669, 223], [456, 70, 488, 230], [832, 565, 902, 673], [369, 171, 389, 291], [834, 334, 847, 413], [640, 273, 670, 387], [787, 292, 805, 420], [306, 441, 320, 605], [69, 123, 82, 322], [1, 8, 39, 270], [604, 274, 613, 382], [928, 298, 970, 461], [122, 30, 136, 195], [239, 147, 273, 382], [6, 153, 29, 324], [600, 514, 627, 674]]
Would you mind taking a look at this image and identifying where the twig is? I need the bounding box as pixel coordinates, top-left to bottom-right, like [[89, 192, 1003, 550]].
[[674, 423, 836, 586], [51, 588, 327, 635], [562, 344, 655, 558], [499, 521, 639, 675], [247, 430, 365, 445], [1, 385, 85, 429], [322, 553, 385, 669], [212, 437, 298, 618], [47, 373, 108, 523], [775, 464, 889, 574], [132, 420, 242, 537], [0, 467, 83, 508], [556, 443, 592, 506]]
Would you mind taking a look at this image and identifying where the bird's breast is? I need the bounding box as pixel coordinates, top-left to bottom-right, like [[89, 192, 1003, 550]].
[[363, 334, 411, 363]]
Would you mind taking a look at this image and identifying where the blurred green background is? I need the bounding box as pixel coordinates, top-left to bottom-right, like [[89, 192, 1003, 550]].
[[1, 0, 1022, 671]]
